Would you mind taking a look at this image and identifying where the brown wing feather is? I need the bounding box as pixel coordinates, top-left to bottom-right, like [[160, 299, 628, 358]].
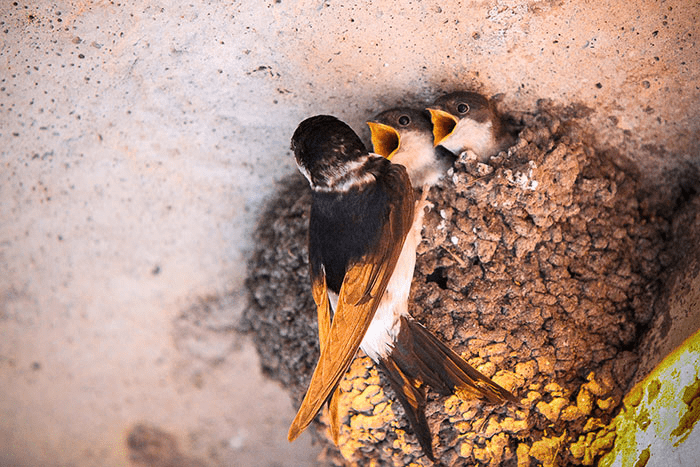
[[288, 166, 414, 441], [311, 269, 331, 352], [310, 268, 342, 442]]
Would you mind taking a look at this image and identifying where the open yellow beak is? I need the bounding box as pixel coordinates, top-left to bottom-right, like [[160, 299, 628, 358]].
[[367, 121, 400, 160], [427, 108, 459, 147]]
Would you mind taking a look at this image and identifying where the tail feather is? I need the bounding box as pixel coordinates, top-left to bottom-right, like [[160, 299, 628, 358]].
[[406, 318, 517, 403], [377, 358, 434, 461], [378, 316, 517, 459], [328, 386, 341, 444]]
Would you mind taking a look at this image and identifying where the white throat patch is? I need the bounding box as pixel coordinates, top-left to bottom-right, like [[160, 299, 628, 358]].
[[441, 119, 496, 160], [392, 130, 442, 187]]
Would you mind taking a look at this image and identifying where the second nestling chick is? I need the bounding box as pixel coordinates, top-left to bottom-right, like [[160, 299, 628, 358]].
[[428, 91, 517, 162], [368, 108, 457, 188]]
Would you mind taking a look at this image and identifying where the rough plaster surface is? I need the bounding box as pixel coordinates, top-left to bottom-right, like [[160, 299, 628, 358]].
[[0, 1, 698, 466]]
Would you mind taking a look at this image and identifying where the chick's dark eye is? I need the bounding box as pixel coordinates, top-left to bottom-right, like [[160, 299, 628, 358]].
[[457, 103, 469, 114], [398, 115, 410, 126]]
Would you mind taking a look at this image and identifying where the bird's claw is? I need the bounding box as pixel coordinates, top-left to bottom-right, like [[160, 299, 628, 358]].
[[419, 185, 433, 209], [414, 185, 433, 225]]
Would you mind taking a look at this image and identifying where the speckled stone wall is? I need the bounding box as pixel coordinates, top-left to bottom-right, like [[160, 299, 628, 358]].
[[0, 1, 698, 466]]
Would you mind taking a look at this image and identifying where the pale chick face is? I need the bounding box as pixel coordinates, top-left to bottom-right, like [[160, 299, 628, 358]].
[[429, 91, 503, 162], [439, 117, 497, 161], [368, 108, 447, 188]]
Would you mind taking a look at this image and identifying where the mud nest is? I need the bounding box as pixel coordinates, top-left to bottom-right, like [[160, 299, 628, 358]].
[[243, 101, 675, 466]]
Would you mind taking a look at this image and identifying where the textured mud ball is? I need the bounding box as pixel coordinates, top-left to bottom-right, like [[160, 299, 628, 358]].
[[244, 102, 673, 466]]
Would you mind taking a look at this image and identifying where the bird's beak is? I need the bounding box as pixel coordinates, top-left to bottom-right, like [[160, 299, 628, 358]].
[[427, 108, 459, 147], [367, 121, 401, 160]]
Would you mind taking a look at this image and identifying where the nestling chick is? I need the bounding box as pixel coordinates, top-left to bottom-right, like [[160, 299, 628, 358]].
[[368, 108, 457, 187], [428, 91, 517, 161]]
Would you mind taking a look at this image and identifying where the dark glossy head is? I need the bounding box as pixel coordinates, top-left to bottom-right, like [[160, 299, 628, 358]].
[[291, 115, 369, 189]]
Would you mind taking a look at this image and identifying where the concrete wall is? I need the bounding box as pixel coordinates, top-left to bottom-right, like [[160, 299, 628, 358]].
[[1, 1, 697, 466]]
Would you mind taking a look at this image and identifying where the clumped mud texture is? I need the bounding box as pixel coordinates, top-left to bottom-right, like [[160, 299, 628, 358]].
[[243, 102, 676, 466]]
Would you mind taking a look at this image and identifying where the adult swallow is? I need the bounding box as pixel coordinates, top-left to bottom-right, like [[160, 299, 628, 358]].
[[288, 115, 516, 460], [367, 108, 457, 187], [428, 91, 516, 161]]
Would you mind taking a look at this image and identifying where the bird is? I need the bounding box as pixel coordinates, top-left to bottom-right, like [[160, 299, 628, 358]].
[[367, 107, 457, 187], [287, 114, 517, 460], [427, 91, 517, 162]]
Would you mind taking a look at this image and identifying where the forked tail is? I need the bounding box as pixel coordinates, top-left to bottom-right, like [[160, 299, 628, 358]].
[[377, 316, 517, 460]]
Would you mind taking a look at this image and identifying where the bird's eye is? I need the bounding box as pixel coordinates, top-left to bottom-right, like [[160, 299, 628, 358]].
[[457, 103, 469, 114], [398, 115, 410, 126]]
